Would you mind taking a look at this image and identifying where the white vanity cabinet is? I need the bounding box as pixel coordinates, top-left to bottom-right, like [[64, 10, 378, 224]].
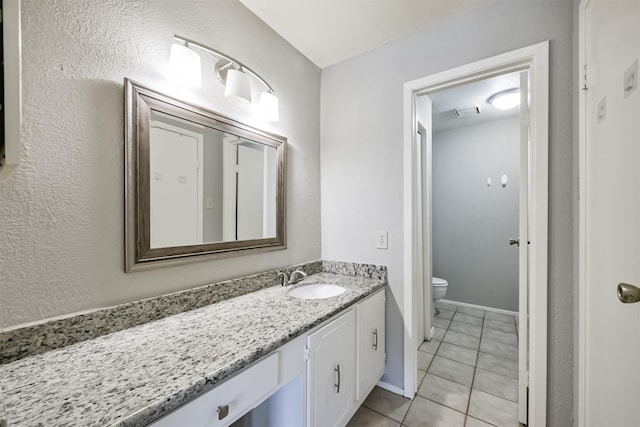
[[150, 334, 306, 427], [357, 289, 386, 400], [306, 309, 357, 427], [149, 288, 386, 427]]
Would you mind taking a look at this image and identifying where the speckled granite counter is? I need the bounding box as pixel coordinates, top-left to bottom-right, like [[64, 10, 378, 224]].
[[0, 271, 386, 427]]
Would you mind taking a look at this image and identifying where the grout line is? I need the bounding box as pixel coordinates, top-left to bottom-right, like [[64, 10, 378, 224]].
[[464, 312, 484, 420], [362, 404, 406, 426], [421, 395, 468, 416]]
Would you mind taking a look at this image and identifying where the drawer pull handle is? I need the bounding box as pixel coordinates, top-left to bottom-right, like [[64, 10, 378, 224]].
[[334, 364, 341, 393], [217, 404, 229, 420], [373, 328, 378, 351]]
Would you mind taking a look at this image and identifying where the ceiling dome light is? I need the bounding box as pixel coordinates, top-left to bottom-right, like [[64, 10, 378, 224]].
[[488, 88, 520, 110], [169, 43, 201, 88]]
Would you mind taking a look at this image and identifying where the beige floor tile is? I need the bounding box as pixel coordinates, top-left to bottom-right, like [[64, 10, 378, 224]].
[[456, 306, 485, 318], [476, 352, 518, 379], [347, 405, 400, 427], [443, 330, 480, 350], [449, 321, 482, 338], [453, 313, 483, 326], [433, 317, 452, 329], [403, 395, 466, 427], [484, 311, 516, 324], [427, 356, 475, 387], [419, 339, 441, 354], [465, 416, 495, 427], [433, 327, 447, 341], [363, 386, 412, 423], [417, 373, 471, 413], [479, 338, 518, 361], [482, 328, 518, 345], [473, 368, 518, 402], [435, 309, 455, 320], [418, 369, 428, 387], [418, 350, 434, 371], [467, 389, 520, 427], [436, 342, 478, 366], [484, 319, 517, 334]]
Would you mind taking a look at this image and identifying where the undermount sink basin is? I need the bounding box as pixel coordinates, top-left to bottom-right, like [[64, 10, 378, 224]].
[[287, 283, 346, 300]]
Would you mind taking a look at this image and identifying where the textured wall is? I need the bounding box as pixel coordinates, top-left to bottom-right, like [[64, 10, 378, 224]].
[[432, 118, 520, 312], [320, 1, 574, 424], [0, 0, 321, 329]]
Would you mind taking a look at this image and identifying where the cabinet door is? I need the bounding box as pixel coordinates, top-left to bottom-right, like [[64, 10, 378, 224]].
[[357, 289, 386, 400], [307, 309, 356, 427]]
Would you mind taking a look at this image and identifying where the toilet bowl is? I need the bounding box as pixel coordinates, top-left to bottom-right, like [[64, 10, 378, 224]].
[[432, 277, 448, 301], [430, 277, 449, 315]]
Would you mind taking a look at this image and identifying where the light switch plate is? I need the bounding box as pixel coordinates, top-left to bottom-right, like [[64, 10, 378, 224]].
[[376, 231, 388, 249]]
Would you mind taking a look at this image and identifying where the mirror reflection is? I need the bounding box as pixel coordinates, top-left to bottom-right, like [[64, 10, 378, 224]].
[[124, 79, 286, 271], [149, 111, 278, 248]]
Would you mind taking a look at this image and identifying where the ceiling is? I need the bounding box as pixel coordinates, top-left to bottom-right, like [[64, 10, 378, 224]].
[[422, 71, 522, 132], [239, 0, 491, 68]]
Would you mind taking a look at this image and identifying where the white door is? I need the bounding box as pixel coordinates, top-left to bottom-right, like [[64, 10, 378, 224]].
[[518, 70, 530, 425], [149, 125, 203, 248], [582, 1, 640, 426], [237, 143, 265, 240]]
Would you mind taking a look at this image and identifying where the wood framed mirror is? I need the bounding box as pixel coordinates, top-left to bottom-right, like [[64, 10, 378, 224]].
[[124, 79, 286, 271]]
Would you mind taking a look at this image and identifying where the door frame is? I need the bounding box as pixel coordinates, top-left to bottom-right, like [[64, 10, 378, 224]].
[[402, 41, 549, 425]]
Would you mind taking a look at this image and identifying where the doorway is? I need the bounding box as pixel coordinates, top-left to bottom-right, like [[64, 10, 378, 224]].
[[402, 42, 549, 426]]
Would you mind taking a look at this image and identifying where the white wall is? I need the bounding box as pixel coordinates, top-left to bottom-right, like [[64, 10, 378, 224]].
[[0, 0, 321, 329], [321, 1, 574, 425], [432, 118, 520, 312]]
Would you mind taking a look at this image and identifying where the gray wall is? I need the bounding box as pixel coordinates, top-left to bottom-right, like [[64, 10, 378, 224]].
[[0, 0, 321, 329], [432, 117, 520, 312], [320, 1, 574, 424]]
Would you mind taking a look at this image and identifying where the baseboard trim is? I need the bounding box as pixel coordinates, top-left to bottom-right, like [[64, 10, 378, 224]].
[[438, 299, 518, 316], [376, 380, 404, 396]]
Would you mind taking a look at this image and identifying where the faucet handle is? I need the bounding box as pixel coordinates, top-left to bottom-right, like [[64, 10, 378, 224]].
[[293, 268, 307, 278]]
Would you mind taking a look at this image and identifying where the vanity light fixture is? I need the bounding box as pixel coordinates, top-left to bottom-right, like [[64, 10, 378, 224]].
[[169, 41, 202, 88], [171, 35, 279, 121], [488, 88, 520, 110]]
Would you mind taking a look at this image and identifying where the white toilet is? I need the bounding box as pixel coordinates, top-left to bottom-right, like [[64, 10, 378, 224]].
[[431, 277, 449, 314]]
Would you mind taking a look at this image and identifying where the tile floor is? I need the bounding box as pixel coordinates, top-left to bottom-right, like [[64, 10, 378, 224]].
[[347, 301, 522, 427]]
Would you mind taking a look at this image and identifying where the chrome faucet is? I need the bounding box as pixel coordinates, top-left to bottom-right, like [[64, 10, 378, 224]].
[[277, 271, 289, 286], [288, 269, 307, 285], [277, 269, 307, 286]]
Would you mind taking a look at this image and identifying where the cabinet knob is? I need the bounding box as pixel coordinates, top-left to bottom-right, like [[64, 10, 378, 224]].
[[334, 364, 341, 394], [217, 404, 229, 420], [373, 328, 378, 351]]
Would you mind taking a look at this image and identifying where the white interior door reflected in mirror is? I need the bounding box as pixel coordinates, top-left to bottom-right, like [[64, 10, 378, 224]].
[[125, 79, 286, 271], [150, 120, 203, 248], [147, 112, 278, 249]]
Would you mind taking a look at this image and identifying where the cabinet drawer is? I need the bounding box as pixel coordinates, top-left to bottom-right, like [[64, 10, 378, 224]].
[[151, 353, 279, 427]]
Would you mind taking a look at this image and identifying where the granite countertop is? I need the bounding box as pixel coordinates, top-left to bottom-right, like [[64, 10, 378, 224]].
[[0, 272, 385, 427]]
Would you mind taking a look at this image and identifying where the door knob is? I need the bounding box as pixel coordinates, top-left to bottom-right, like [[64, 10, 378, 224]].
[[509, 239, 520, 246], [618, 283, 640, 303]]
